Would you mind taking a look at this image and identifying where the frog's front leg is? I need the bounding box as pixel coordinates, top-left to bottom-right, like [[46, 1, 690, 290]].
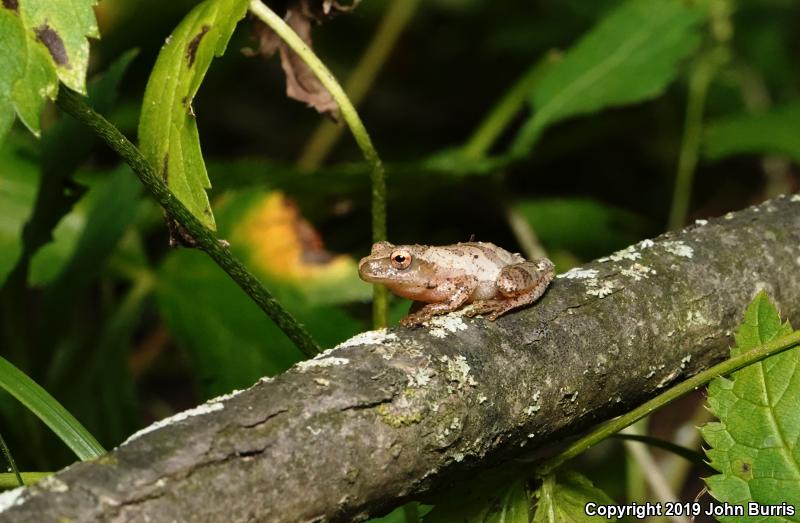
[[401, 275, 478, 326], [467, 259, 555, 321]]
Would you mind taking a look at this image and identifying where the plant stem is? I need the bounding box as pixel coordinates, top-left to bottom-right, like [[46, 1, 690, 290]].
[[504, 204, 547, 260], [0, 433, 22, 487], [667, 48, 726, 231], [298, 0, 421, 170], [620, 426, 687, 523], [664, 403, 713, 494], [463, 51, 559, 159], [249, 0, 388, 328], [536, 329, 800, 476], [0, 472, 50, 489], [55, 87, 322, 358]]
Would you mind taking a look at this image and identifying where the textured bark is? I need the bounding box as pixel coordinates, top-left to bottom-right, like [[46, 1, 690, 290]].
[[2, 196, 800, 522]]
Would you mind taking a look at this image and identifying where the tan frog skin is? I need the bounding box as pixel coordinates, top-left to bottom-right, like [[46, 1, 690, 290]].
[[358, 241, 555, 326]]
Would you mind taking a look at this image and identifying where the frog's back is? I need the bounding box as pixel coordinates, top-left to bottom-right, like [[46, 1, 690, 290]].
[[419, 241, 523, 282], [460, 241, 523, 265]]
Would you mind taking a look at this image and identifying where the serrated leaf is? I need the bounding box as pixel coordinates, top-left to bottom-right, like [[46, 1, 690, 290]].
[[511, 0, 707, 154], [425, 479, 529, 523], [0, 0, 98, 139], [138, 0, 249, 231], [532, 471, 617, 523], [704, 103, 800, 165], [701, 291, 800, 523]]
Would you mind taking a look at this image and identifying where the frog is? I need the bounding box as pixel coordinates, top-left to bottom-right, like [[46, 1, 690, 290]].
[[358, 241, 555, 326]]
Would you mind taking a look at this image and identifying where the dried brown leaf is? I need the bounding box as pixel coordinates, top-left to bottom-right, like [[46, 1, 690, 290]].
[[246, 0, 360, 120]]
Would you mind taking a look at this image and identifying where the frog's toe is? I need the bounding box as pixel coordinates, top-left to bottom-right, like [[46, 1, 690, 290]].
[[486, 309, 507, 321], [466, 300, 504, 319], [400, 313, 428, 327], [400, 316, 419, 327]]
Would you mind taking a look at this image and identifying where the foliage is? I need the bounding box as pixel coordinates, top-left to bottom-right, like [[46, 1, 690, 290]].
[[138, 0, 249, 230], [511, 0, 708, 154], [0, 0, 98, 140], [425, 479, 529, 523], [0, 354, 104, 461], [0, 135, 39, 285], [156, 191, 366, 398], [702, 292, 800, 522], [704, 103, 800, 165], [0, 0, 799, 521], [513, 198, 646, 260], [532, 472, 616, 523]]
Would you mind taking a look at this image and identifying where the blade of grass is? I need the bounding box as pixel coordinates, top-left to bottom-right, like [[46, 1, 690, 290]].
[[0, 355, 104, 461]]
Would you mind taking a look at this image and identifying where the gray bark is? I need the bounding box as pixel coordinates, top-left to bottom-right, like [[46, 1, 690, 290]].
[[2, 196, 800, 522]]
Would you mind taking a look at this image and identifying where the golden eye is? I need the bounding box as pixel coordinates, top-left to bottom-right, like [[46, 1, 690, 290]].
[[390, 249, 412, 269]]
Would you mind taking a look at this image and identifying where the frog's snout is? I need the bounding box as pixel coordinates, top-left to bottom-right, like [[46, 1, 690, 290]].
[[357, 257, 376, 280], [358, 258, 389, 282]]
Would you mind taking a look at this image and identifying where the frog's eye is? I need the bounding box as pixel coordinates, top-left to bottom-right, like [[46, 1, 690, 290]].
[[390, 249, 412, 270]]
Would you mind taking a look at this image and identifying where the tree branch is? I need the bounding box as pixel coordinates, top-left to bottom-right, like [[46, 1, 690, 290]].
[[2, 196, 800, 522], [54, 86, 321, 358]]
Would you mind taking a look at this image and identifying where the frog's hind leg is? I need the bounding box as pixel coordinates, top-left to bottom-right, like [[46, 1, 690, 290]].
[[467, 259, 555, 321]]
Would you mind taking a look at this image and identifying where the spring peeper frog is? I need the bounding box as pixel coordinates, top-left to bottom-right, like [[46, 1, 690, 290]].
[[358, 241, 555, 326]]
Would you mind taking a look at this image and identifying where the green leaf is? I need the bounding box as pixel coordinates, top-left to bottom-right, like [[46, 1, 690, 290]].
[[157, 249, 365, 397], [701, 291, 800, 522], [0, 0, 99, 139], [0, 135, 39, 286], [155, 191, 365, 397], [226, 190, 371, 306], [532, 471, 617, 523], [30, 167, 142, 288], [425, 479, 529, 523], [18, 0, 99, 92], [514, 198, 647, 260], [0, 354, 104, 461], [33, 166, 143, 387], [138, 0, 249, 230], [4, 49, 136, 291], [704, 103, 800, 165], [511, 0, 707, 154]]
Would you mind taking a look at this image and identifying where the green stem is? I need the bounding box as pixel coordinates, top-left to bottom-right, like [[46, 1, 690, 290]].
[[55, 87, 322, 358], [297, 0, 421, 170], [463, 51, 559, 159], [0, 433, 22, 486], [536, 329, 800, 476], [249, 0, 388, 328], [667, 49, 725, 231], [0, 472, 50, 489], [611, 433, 705, 466]]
